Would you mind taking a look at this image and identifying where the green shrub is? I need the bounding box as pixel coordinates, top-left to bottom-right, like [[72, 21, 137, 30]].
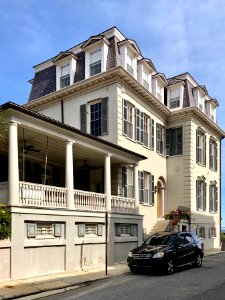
[[0, 204, 11, 240]]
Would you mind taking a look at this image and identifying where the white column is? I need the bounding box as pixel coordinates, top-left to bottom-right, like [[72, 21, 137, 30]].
[[104, 153, 111, 211], [133, 164, 139, 209], [8, 121, 19, 205], [66, 140, 74, 209]]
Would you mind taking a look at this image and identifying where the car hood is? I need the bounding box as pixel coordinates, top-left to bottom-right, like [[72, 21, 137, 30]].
[[132, 244, 169, 255]]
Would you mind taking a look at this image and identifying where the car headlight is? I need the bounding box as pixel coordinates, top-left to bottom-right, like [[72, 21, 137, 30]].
[[152, 252, 164, 258], [128, 251, 133, 257]]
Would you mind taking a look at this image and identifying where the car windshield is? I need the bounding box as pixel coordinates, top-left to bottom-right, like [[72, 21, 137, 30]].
[[145, 234, 176, 246]]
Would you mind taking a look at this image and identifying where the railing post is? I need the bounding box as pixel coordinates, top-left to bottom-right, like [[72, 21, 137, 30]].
[[66, 140, 74, 209], [8, 121, 19, 205], [133, 163, 139, 211], [104, 153, 111, 211]]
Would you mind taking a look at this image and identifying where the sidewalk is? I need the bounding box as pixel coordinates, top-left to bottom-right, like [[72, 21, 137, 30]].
[[0, 249, 223, 300]]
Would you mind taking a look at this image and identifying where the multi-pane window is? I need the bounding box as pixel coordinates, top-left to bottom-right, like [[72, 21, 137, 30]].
[[157, 84, 162, 101], [136, 109, 150, 147], [78, 223, 103, 237], [60, 63, 70, 88], [127, 52, 134, 75], [196, 177, 206, 211], [156, 123, 165, 155], [27, 222, 62, 238], [136, 109, 143, 143], [209, 138, 218, 171], [143, 114, 149, 147], [122, 167, 133, 198], [115, 223, 137, 237], [166, 127, 183, 156], [196, 128, 206, 166], [197, 226, 206, 239], [138, 171, 154, 205], [209, 182, 218, 213], [151, 119, 155, 150], [143, 69, 149, 90], [89, 98, 108, 137], [208, 227, 217, 238], [169, 88, 180, 109], [90, 48, 101, 76], [123, 100, 134, 139]]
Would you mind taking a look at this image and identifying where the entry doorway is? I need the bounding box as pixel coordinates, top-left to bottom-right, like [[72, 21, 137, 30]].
[[156, 178, 166, 219]]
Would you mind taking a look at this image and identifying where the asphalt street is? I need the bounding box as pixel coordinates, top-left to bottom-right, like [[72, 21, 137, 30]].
[[39, 253, 225, 300]]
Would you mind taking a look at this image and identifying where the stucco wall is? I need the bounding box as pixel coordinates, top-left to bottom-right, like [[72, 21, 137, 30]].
[[0, 242, 10, 280]]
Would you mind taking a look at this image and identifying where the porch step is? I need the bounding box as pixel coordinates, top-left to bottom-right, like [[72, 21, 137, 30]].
[[150, 219, 171, 234]]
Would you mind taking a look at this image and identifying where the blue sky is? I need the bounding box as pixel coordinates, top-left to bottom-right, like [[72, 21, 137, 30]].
[[0, 0, 225, 226]]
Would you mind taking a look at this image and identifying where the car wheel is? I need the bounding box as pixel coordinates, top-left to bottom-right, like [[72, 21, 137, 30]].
[[193, 254, 202, 268], [165, 259, 175, 275]]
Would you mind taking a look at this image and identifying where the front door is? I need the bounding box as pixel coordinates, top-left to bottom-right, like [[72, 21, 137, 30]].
[[157, 189, 162, 218]]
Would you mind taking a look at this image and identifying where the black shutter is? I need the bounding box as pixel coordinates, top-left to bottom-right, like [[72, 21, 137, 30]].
[[203, 182, 207, 211], [80, 104, 87, 133], [101, 97, 108, 135]]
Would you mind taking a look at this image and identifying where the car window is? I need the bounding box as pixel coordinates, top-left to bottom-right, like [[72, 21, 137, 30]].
[[185, 234, 193, 243], [146, 234, 176, 246], [177, 234, 188, 245]]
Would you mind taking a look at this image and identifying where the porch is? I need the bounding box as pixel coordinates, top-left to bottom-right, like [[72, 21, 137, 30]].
[[0, 181, 136, 213]]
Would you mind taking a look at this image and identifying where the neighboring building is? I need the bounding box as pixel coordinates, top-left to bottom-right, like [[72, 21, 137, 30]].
[[0, 26, 224, 280]]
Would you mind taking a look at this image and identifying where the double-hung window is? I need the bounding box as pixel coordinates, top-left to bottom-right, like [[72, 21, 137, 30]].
[[127, 52, 134, 75], [209, 138, 218, 171], [122, 167, 133, 198], [80, 98, 108, 136], [138, 171, 154, 205], [136, 109, 143, 143], [156, 123, 165, 155], [208, 227, 217, 238], [169, 88, 180, 109], [123, 100, 134, 139], [90, 48, 101, 76], [166, 127, 183, 156], [157, 84, 162, 101], [143, 69, 149, 90], [60, 63, 70, 88], [136, 109, 150, 147], [196, 128, 206, 166], [209, 182, 218, 213], [196, 177, 206, 211]]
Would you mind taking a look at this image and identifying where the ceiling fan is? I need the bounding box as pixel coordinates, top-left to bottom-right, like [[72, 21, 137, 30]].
[[21, 140, 40, 154]]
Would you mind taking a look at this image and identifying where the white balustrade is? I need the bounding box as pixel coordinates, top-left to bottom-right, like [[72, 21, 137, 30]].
[[111, 195, 136, 213], [74, 190, 106, 211], [0, 182, 8, 204], [19, 182, 67, 207]]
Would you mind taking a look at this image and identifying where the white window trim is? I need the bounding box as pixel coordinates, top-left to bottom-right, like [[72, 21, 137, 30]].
[[55, 57, 76, 91], [84, 43, 109, 79]]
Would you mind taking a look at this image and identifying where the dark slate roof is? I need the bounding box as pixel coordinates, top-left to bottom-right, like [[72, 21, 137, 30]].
[[29, 65, 56, 101], [28, 36, 122, 102]]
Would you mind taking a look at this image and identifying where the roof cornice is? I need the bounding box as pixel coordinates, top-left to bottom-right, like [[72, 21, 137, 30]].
[[24, 66, 171, 117], [169, 107, 225, 138]]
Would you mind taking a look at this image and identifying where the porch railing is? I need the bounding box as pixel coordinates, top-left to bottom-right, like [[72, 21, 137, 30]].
[[0, 182, 8, 205], [74, 190, 106, 211], [19, 182, 67, 207], [0, 181, 137, 214], [111, 195, 136, 213]]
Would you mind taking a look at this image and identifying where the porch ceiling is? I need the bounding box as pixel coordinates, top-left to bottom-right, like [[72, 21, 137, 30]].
[[0, 126, 132, 168]]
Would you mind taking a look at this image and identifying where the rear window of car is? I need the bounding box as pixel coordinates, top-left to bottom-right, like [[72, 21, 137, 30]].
[[190, 232, 200, 242]]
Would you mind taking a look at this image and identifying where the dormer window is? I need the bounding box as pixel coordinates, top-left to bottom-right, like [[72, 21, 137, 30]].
[[143, 69, 149, 90], [169, 88, 180, 109], [53, 51, 77, 91], [127, 52, 134, 75], [60, 63, 70, 88], [157, 83, 163, 101], [90, 48, 101, 76]]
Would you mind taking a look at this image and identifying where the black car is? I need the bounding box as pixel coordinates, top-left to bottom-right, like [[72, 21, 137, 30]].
[[127, 231, 203, 275]]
